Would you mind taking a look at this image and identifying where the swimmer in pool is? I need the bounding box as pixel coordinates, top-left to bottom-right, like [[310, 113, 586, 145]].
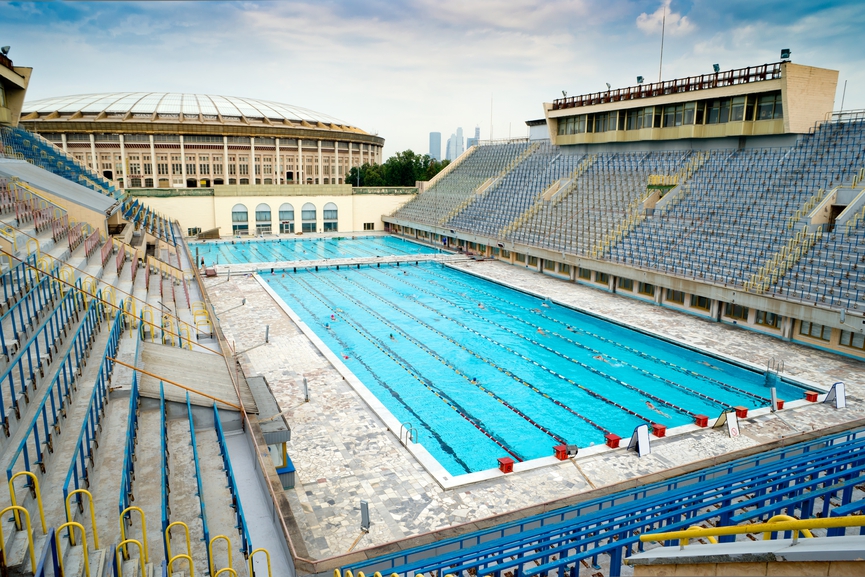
[[478, 303, 485, 309], [697, 360, 722, 371], [470, 377, 477, 384], [537, 328, 546, 336], [566, 325, 575, 332], [531, 308, 541, 314], [593, 354, 611, 364], [389, 333, 395, 340], [646, 401, 672, 419], [331, 314, 336, 321], [541, 302, 550, 308]]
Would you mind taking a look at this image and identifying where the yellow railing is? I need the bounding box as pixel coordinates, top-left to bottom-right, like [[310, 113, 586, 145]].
[[65, 489, 101, 549], [249, 548, 273, 577], [115, 540, 146, 577], [166, 520, 194, 576], [120, 506, 149, 563], [787, 188, 828, 230], [0, 506, 37, 572], [57, 522, 90, 577], [209, 534, 233, 577], [745, 228, 822, 293], [640, 515, 865, 547], [8, 471, 47, 534]]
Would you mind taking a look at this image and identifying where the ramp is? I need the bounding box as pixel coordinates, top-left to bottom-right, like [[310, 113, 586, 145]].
[[137, 341, 258, 412]]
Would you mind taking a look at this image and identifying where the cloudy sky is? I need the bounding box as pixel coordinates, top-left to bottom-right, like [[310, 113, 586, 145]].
[[3, 0, 863, 157]]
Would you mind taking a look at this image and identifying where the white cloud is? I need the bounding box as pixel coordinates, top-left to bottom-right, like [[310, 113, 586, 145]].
[[637, 0, 695, 36]]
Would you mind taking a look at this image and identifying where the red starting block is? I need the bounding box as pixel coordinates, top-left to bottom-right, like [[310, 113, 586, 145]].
[[498, 457, 514, 474]]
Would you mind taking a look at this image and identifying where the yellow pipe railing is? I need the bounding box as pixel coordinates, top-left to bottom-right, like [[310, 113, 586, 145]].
[[165, 521, 193, 570], [640, 515, 865, 546], [249, 548, 272, 577], [65, 488, 101, 550], [115, 539, 145, 577], [120, 506, 149, 563], [8, 471, 47, 534], [168, 553, 195, 577], [209, 534, 233, 577], [215, 569, 238, 577], [763, 515, 813, 540], [57, 521, 90, 577], [0, 506, 37, 572]]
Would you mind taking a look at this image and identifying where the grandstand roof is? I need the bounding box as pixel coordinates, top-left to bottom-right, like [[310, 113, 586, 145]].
[[21, 92, 367, 133], [0, 158, 118, 214]]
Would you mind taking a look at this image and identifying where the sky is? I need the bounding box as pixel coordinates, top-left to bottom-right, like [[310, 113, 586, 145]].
[[3, 0, 864, 158]]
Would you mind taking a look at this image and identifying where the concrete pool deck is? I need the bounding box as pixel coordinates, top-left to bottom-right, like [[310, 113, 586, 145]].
[[204, 259, 865, 563]]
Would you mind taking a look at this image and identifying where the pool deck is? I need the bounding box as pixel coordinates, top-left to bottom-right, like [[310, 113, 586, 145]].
[[203, 259, 865, 563]]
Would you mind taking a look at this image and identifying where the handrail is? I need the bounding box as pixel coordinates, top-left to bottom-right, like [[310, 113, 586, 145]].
[[214, 404, 251, 555], [8, 471, 47, 534], [249, 548, 272, 577], [115, 539, 146, 577], [0, 505, 37, 572], [64, 489, 101, 549], [119, 376, 142, 522], [56, 521, 90, 577], [33, 526, 61, 577], [187, 392, 211, 572], [160, 383, 170, 561], [120, 507, 149, 563], [209, 535, 233, 577], [640, 515, 865, 545], [168, 554, 195, 577]]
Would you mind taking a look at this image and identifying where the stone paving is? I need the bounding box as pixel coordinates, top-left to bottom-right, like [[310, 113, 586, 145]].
[[203, 259, 865, 561]]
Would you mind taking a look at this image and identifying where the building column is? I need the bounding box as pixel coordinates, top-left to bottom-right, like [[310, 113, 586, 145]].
[[275, 138, 280, 185], [317, 140, 323, 185], [119, 134, 127, 189], [360, 143, 365, 166], [180, 135, 187, 187], [61, 133, 68, 153], [334, 142, 339, 184], [298, 139, 303, 185], [149, 135, 157, 187], [223, 136, 229, 184], [250, 137, 256, 184], [348, 143, 353, 176], [89, 133, 98, 173]]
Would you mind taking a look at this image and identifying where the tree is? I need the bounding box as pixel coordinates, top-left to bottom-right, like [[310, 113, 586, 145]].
[[346, 150, 450, 187]]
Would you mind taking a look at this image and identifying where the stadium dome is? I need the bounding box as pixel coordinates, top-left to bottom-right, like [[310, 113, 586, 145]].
[[19, 92, 384, 189]]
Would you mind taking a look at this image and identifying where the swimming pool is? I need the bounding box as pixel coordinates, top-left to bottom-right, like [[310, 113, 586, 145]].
[[265, 262, 810, 476], [191, 235, 438, 265]]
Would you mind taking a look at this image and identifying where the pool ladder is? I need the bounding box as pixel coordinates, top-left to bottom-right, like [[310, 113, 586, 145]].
[[398, 422, 417, 446]]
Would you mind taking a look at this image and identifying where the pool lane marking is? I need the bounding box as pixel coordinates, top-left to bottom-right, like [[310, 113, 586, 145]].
[[423, 266, 771, 403], [311, 272, 572, 446], [274, 279, 474, 474], [280, 274, 525, 462], [333, 271, 627, 435], [378, 269, 720, 415]]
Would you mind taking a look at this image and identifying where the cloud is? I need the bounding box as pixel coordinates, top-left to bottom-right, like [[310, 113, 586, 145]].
[[637, 0, 695, 36]]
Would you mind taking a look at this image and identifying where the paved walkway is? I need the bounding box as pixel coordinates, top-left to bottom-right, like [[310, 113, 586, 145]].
[[203, 260, 865, 560]]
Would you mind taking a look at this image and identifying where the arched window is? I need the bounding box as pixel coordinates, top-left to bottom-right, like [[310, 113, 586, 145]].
[[279, 203, 294, 234], [255, 203, 272, 235], [232, 203, 248, 235], [301, 202, 316, 233], [323, 202, 338, 232]]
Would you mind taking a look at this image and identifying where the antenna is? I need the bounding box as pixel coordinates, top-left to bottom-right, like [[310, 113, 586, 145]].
[[490, 93, 493, 141], [0, 46, 9, 56], [658, 4, 666, 82]]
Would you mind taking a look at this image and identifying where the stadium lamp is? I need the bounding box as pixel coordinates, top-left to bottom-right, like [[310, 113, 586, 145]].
[[637, 76, 644, 84], [0, 46, 9, 56], [605, 82, 611, 90], [780, 48, 791, 60], [562, 90, 567, 98], [713, 63, 720, 73]]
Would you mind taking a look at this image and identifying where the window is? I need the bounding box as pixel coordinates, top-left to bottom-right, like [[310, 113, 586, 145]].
[[757, 92, 784, 120], [724, 303, 749, 321], [799, 321, 831, 342], [756, 310, 781, 329], [172, 162, 183, 174], [840, 330, 865, 351], [730, 96, 747, 122], [625, 107, 655, 130], [187, 227, 201, 237], [501, 249, 510, 259], [158, 163, 169, 175], [666, 289, 686, 304], [239, 164, 249, 176], [638, 282, 655, 296], [690, 295, 710, 310], [213, 164, 223, 175], [578, 268, 592, 280], [559, 263, 571, 275], [544, 259, 555, 271], [323, 202, 338, 231], [278, 203, 295, 233], [231, 204, 248, 222], [618, 277, 633, 291], [255, 203, 271, 222], [515, 253, 525, 263], [596, 272, 610, 285], [129, 163, 141, 175], [557, 115, 587, 135], [302, 202, 316, 233], [199, 163, 210, 175], [186, 163, 196, 175], [363, 222, 374, 231], [527, 256, 538, 267]]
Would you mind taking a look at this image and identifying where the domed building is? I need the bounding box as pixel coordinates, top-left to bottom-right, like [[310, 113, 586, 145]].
[[19, 92, 385, 190]]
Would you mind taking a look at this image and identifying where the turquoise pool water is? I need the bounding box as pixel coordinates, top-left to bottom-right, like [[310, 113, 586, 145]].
[[265, 262, 809, 476], [190, 236, 437, 265]]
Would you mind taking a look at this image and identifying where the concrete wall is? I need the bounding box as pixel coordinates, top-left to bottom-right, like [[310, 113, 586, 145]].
[[782, 63, 839, 133], [634, 560, 863, 576]]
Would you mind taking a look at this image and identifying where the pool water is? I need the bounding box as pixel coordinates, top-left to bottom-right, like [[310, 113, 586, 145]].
[[265, 262, 809, 476], [191, 236, 438, 265]]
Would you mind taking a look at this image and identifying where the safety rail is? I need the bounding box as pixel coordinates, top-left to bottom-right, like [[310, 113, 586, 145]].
[[0, 265, 60, 359], [147, 255, 185, 284], [745, 228, 823, 293], [213, 403, 251, 557], [0, 279, 83, 436], [62, 297, 124, 511], [101, 240, 113, 269], [119, 334, 143, 519], [187, 391, 212, 572], [84, 228, 101, 261], [33, 528, 62, 577], [68, 222, 83, 252], [51, 214, 69, 242], [0, 253, 37, 310], [4, 295, 103, 487], [345, 427, 865, 577], [640, 515, 865, 546]]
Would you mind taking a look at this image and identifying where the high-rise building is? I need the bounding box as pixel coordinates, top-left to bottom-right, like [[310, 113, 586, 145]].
[[466, 125, 480, 148], [445, 127, 465, 160], [455, 127, 464, 157], [429, 132, 441, 161]]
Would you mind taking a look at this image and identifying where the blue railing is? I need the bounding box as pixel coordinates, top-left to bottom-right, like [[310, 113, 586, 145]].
[[0, 279, 83, 436], [5, 295, 103, 486], [0, 267, 60, 359], [187, 392, 211, 571], [160, 382, 170, 561], [0, 253, 38, 311], [119, 331, 143, 518], [62, 298, 124, 513], [213, 403, 251, 557], [33, 528, 61, 577], [347, 427, 865, 577]]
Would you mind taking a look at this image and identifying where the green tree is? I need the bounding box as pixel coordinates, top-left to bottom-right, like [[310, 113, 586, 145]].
[[346, 150, 450, 186]]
